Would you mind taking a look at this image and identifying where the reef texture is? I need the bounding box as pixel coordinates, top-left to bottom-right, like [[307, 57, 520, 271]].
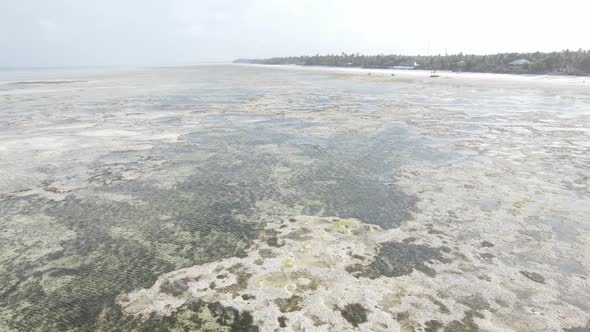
[[1, 65, 589, 331]]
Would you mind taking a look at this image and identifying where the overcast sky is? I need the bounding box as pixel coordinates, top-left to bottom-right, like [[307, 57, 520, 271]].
[[1, 0, 589, 67]]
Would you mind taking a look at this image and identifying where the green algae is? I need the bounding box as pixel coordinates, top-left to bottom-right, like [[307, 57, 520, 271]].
[[255, 275, 266, 288], [331, 219, 356, 234], [512, 198, 530, 209], [256, 272, 290, 288], [511, 198, 531, 215], [282, 258, 294, 268]]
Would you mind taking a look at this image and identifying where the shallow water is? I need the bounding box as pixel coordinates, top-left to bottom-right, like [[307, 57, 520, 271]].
[[0, 65, 589, 331]]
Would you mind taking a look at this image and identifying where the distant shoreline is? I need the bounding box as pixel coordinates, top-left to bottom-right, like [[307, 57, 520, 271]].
[[234, 50, 590, 77], [232, 63, 590, 90], [235, 62, 590, 78]]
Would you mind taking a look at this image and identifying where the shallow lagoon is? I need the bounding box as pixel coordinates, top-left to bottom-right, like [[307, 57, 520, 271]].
[[0, 65, 589, 331]]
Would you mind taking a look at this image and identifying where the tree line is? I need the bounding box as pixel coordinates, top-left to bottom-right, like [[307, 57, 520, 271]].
[[234, 49, 590, 75]]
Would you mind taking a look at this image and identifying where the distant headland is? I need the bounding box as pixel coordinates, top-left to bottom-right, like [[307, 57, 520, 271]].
[[234, 50, 590, 76]]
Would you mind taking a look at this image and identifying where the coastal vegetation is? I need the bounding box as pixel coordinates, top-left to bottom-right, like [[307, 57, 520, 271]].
[[234, 49, 590, 75]]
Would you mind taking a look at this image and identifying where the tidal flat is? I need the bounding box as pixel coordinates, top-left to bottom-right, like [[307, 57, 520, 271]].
[[0, 65, 588, 331]]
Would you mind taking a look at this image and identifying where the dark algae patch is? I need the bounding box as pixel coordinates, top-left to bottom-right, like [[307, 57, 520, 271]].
[[347, 241, 447, 278], [372, 241, 446, 277], [425, 320, 444, 332], [480, 241, 495, 248], [96, 300, 259, 332], [294, 127, 426, 229], [443, 311, 482, 332], [340, 303, 369, 327], [277, 316, 288, 328], [274, 295, 304, 313]]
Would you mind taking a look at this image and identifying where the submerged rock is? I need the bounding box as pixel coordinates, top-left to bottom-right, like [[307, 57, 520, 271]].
[[480, 241, 494, 248], [520, 271, 545, 284]]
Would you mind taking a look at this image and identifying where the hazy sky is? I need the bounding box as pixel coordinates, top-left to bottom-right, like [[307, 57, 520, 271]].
[[2, 0, 589, 67]]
